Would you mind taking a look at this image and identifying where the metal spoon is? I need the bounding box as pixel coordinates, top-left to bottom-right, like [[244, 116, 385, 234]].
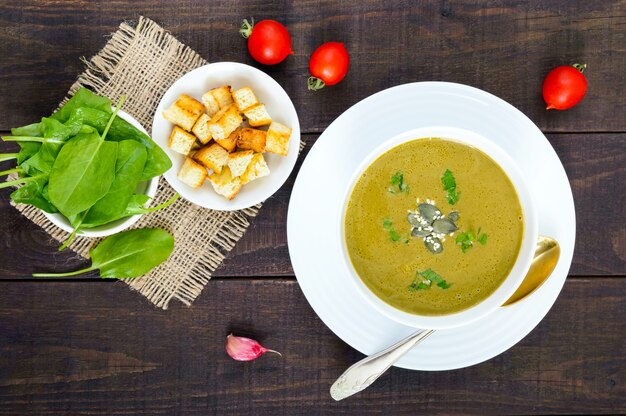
[[330, 236, 560, 401]]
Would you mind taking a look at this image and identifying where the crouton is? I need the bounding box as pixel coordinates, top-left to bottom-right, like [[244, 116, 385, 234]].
[[232, 87, 259, 112], [193, 143, 229, 174], [201, 91, 220, 117], [177, 157, 207, 188], [243, 103, 272, 127], [191, 113, 213, 144], [227, 150, 254, 177], [208, 104, 243, 140], [241, 153, 270, 184], [237, 128, 267, 153], [163, 94, 204, 131], [208, 166, 242, 200], [265, 121, 292, 156], [216, 128, 240, 152], [210, 85, 234, 109], [168, 126, 197, 155]]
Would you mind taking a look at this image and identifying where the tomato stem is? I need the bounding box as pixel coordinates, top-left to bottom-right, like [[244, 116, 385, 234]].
[[572, 63, 587, 73], [240, 17, 254, 39], [307, 76, 326, 91]]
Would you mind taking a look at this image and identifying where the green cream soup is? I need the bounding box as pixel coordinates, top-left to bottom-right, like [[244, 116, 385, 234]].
[[344, 138, 524, 316]]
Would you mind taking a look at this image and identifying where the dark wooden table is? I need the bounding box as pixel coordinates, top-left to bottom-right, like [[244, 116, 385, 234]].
[[1, 1, 625, 414]]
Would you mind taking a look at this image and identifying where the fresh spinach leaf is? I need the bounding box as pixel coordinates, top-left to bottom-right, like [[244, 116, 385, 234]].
[[81, 140, 147, 228], [32, 228, 175, 279], [48, 130, 118, 218], [50, 87, 112, 122], [16, 142, 41, 164], [65, 107, 171, 179], [10, 178, 58, 213], [11, 122, 43, 137]]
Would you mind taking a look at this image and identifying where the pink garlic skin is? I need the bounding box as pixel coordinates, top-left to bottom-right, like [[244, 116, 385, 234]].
[[226, 334, 282, 361]]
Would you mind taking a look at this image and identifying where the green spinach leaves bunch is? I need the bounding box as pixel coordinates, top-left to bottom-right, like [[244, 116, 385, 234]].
[[0, 88, 176, 249]]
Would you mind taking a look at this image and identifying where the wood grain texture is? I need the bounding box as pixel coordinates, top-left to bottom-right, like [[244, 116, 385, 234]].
[[0, 2, 625, 414], [0, 0, 625, 132], [1, 133, 624, 278], [0, 279, 623, 415]]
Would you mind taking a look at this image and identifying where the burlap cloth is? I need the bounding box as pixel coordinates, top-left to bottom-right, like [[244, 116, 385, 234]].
[[11, 16, 298, 309]]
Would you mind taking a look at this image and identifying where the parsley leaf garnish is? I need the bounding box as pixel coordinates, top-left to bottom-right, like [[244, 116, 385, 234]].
[[441, 169, 460, 205], [383, 218, 409, 244], [456, 227, 488, 253], [388, 171, 409, 194], [409, 269, 451, 291]]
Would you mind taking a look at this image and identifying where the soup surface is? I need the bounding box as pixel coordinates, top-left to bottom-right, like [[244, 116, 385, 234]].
[[344, 138, 524, 315]]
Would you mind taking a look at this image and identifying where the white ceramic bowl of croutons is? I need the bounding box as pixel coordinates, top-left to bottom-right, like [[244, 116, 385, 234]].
[[152, 62, 301, 211]]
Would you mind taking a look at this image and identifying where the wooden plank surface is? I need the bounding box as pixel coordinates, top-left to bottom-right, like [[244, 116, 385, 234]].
[[0, 279, 623, 415], [0, 1, 625, 133], [0, 0, 625, 414], [1, 133, 624, 279]]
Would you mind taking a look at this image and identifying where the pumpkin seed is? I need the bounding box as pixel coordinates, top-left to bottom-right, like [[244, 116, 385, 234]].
[[433, 218, 458, 234], [424, 237, 443, 254], [411, 227, 431, 238], [448, 211, 459, 223], [418, 203, 438, 222]]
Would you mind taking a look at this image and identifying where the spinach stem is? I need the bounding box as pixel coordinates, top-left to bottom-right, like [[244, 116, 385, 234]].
[[0, 153, 18, 162], [0, 167, 22, 177], [138, 193, 180, 213], [0, 174, 45, 189], [58, 212, 86, 252], [1, 136, 63, 144], [101, 96, 127, 141], [32, 266, 95, 278]]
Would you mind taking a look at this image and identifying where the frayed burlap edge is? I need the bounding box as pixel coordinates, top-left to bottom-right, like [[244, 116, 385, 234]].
[[9, 16, 300, 309]]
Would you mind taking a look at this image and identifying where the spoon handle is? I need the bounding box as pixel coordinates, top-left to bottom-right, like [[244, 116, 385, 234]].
[[330, 329, 434, 401]]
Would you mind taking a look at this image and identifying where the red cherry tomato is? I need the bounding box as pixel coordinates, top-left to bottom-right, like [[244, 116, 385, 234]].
[[240, 18, 293, 65], [542, 64, 588, 110], [308, 42, 350, 91]]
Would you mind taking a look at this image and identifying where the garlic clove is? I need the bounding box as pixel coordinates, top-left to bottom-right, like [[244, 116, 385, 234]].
[[225, 334, 282, 361]]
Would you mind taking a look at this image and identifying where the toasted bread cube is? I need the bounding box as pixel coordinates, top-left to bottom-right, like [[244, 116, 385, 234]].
[[237, 128, 267, 153], [265, 121, 292, 156], [163, 94, 204, 131], [191, 113, 213, 144], [208, 166, 242, 200], [227, 150, 254, 177], [232, 87, 259, 112], [177, 157, 207, 188], [210, 85, 234, 109], [168, 126, 197, 155], [241, 153, 270, 184], [243, 103, 272, 127], [208, 105, 243, 140], [193, 143, 229, 174], [201, 91, 220, 117], [216, 128, 240, 152]]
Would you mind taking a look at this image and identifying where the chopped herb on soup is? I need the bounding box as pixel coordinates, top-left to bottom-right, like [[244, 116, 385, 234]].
[[441, 169, 461, 205], [456, 227, 488, 253], [388, 171, 409, 194], [409, 269, 451, 291], [383, 218, 409, 244]]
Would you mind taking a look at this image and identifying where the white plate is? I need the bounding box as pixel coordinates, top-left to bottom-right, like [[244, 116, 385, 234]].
[[152, 62, 301, 211], [287, 82, 576, 371], [42, 110, 159, 237]]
